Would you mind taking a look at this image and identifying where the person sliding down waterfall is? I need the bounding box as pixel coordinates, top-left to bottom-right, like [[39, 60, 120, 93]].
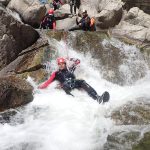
[[38, 57, 110, 104]]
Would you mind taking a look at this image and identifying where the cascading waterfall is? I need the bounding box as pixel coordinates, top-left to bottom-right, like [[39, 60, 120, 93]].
[[0, 36, 150, 150]]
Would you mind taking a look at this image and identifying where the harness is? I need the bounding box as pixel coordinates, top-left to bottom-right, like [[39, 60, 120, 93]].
[[55, 69, 76, 90], [63, 78, 76, 90]]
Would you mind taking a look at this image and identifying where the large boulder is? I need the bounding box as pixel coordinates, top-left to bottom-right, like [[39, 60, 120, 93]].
[[104, 130, 141, 150], [0, 0, 10, 6], [7, 0, 46, 27], [0, 6, 39, 70], [111, 99, 150, 125], [63, 31, 147, 85], [0, 76, 33, 112], [122, 0, 150, 14], [112, 7, 150, 42], [124, 7, 150, 28], [133, 132, 150, 150], [112, 21, 150, 42], [95, 0, 123, 29], [54, 4, 71, 20], [0, 36, 49, 83], [56, 17, 77, 30], [79, 0, 99, 17]]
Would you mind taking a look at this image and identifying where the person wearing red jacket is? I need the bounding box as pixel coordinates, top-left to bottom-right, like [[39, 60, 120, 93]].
[[38, 57, 109, 104], [40, 9, 56, 29]]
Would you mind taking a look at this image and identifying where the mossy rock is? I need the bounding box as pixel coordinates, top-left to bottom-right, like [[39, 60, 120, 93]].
[[132, 132, 150, 150], [104, 131, 141, 150], [0, 76, 33, 112], [46, 30, 66, 41], [111, 99, 150, 125]]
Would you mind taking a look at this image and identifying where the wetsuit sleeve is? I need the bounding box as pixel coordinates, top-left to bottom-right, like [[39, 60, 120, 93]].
[[76, 18, 82, 25], [59, 0, 63, 4], [53, 21, 56, 29], [38, 72, 56, 89]]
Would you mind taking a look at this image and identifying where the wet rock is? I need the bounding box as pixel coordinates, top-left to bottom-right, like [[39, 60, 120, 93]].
[[79, 0, 98, 17], [122, 0, 150, 14], [133, 132, 150, 150], [104, 131, 141, 150], [95, 1, 123, 29], [112, 7, 150, 43], [0, 0, 10, 6], [0, 37, 50, 82], [56, 17, 76, 30], [0, 6, 39, 70], [124, 7, 150, 28], [66, 31, 147, 85], [111, 99, 150, 125], [0, 76, 33, 112], [7, 0, 46, 27], [112, 21, 150, 42], [0, 109, 17, 124]]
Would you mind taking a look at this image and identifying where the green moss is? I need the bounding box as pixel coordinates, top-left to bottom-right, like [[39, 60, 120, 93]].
[[46, 30, 65, 41], [132, 132, 150, 150]]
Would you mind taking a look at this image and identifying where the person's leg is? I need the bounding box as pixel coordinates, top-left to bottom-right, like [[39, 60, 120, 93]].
[[62, 81, 74, 96], [53, 4, 57, 10], [68, 25, 82, 31], [74, 80, 99, 100], [70, 4, 73, 14], [74, 5, 76, 14]]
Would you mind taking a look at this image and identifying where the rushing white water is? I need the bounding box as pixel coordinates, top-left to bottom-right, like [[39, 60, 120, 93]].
[[0, 39, 150, 150]]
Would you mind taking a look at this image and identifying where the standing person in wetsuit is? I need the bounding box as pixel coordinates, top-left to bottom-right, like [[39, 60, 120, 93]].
[[40, 9, 56, 29], [69, 10, 91, 31], [69, 0, 77, 16], [38, 57, 109, 103]]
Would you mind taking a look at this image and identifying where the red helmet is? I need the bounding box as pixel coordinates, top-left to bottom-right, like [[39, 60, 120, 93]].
[[57, 57, 66, 64], [48, 9, 54, 15]]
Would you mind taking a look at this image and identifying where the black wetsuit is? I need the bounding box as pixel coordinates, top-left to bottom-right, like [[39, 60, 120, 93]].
[[40, 14, 56, 29], [69, 15, 91, 31], [52, 0, 62, 10]]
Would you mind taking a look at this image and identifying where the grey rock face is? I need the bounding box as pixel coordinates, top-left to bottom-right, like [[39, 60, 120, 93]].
[[0, 6, 39, 70], [0, 76, 33, 112]]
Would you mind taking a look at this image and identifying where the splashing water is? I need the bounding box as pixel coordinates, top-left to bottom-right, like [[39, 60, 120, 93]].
[[0, 39, 150, 150], [6, 8, 22, 22]]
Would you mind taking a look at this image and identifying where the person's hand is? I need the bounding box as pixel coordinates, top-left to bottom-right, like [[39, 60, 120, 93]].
[[65, 57, 69, 60], [55, 84, 62, 89], [75, 59, 80, 65], [38, 85, 44, 89]]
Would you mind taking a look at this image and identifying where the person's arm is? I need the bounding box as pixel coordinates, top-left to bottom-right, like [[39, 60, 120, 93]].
[[85, 16, 91, 26], [59, 0, 63, 5], [69, 58, 80, 73], [53, 21, 56, 29], [76, 17, 82, 25], [38, 72, 56, 89]]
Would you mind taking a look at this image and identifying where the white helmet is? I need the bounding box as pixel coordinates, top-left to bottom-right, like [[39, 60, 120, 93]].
[[82, 9, 87, 14]]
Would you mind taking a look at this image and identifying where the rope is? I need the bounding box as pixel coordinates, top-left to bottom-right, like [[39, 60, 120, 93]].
[[63, 31, 69, 59]]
